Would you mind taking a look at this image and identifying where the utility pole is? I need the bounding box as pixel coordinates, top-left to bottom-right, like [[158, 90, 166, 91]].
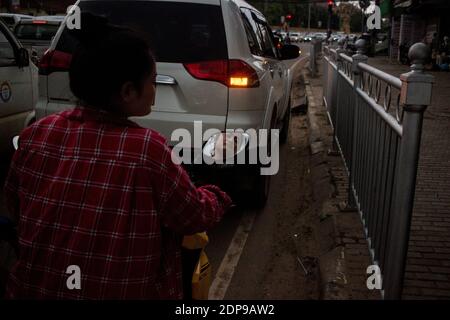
[[327, 0, 334, 40], [308, 2, 311, 31]]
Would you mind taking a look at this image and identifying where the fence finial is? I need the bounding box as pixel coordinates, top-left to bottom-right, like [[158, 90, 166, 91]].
[[408, 42, 430, 72], [356, 39, 366, 54]]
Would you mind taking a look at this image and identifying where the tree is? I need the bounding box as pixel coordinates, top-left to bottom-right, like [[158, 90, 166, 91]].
[[336, 2, 363, 33], [247, 1, 343, 31]]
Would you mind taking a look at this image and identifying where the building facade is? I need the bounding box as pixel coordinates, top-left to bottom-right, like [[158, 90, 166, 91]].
[[390, 0, 450, 60]]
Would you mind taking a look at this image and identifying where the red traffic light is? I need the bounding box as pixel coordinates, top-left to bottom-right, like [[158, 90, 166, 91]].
[[286, 14, 292, 21], [328, 0, 334, 12]]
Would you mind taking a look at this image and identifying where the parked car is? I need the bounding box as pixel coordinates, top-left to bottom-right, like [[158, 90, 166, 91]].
[[0, 20, 38, 154], [0, 13, 33, 30], [14, 17, 63, 64], [36, 0, 300, 206]]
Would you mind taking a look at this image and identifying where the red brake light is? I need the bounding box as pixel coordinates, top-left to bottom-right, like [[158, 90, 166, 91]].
[[183, 60, 228, 86], [32, 20, 48, 24], [183, 59, 259, 88], [39, 50, 72, 75]]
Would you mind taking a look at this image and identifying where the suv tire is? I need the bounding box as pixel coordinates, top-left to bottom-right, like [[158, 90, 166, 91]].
[[280, 98, 291, 144]]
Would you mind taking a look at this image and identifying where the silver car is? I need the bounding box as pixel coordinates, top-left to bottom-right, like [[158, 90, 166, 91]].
[[35, 0, 300, 206], [13, 17, 63, 64]]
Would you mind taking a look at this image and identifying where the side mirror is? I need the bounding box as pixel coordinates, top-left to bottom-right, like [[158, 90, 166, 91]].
[[273, 36, 282, 49], [280, 44, 300, 60], [17, 47, 29, 67], [30, 49, 39, 65]]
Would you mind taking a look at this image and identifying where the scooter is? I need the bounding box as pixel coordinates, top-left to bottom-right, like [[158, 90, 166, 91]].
[[182, 232, 212, 300], [0, 136, 212, 300]]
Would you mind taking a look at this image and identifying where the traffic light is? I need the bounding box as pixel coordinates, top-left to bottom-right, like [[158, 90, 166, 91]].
[[286, 14, 293, 22], [328, 0, 334, 13]]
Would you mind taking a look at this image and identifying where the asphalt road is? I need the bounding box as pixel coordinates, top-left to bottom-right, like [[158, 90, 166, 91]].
[[206, 46, 314, 299]]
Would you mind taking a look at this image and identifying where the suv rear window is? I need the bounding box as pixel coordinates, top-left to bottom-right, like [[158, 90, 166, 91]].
[[56, 1, 228, 63], [15, 23, 59, 41], [0, 17, 15, 28]]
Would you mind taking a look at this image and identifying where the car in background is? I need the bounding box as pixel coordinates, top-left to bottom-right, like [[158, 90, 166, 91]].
[[331, 34, 342, 42], [303, 33, 312, 42], [313, 33, 326, 41], [0, 13, 33, 30], [13, 17, 63, 64], [36, 0, 300, 207], [289, 32, 300, 42], [375, 33, 388, 54], [0, 20, 38, 154]]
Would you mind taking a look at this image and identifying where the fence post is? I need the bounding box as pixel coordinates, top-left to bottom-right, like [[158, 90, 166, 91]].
[[346, 39, 368, 210], [310, 36, 317, 77], [318, 39, 322, 57], [383, 43, 434, 300]]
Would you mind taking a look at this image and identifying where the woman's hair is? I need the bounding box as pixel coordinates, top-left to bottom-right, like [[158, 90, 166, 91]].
[[69, 13, 155, 111]]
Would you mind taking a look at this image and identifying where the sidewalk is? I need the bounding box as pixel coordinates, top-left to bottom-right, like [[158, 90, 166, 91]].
[[302, 60, 380, 299], [368, 57, 450, 299]]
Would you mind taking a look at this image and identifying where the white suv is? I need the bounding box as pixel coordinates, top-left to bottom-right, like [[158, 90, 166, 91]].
[[35, 0, 300, 206], [0, 20, 37, 155]]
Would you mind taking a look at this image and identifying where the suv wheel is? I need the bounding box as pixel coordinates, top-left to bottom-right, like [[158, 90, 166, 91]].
[[246, 112, 276, 209], [280, 99, 291, 144], [249, 169, 271, 209]]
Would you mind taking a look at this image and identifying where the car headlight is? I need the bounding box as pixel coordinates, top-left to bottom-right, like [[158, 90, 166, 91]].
[[203, 132, 250, 164]]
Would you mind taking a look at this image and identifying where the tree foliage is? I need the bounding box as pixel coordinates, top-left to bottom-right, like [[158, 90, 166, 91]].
[[247, 0, 361, 31]]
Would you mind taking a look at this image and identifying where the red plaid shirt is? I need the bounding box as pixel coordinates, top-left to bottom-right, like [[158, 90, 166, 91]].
[[4, 106, 231, 300]]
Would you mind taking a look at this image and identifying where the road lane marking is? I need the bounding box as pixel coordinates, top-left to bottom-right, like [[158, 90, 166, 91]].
[[208, 210, 257, 300]]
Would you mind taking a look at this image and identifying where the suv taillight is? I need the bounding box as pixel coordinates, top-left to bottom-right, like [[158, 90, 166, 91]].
[[39, 50, 72, 75], [183, 59, 259, 88]]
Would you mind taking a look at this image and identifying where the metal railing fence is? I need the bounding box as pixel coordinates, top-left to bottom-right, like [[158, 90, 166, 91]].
[[323, 40, 434, 299]]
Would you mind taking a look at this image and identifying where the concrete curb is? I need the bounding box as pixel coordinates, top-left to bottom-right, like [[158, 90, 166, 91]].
[[305, 82, 323, 154], [304, 77, 351, 300]]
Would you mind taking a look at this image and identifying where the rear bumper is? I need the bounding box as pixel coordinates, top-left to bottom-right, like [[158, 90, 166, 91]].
[[185, 162, 258, 194], [38, 101, 265, 141]]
